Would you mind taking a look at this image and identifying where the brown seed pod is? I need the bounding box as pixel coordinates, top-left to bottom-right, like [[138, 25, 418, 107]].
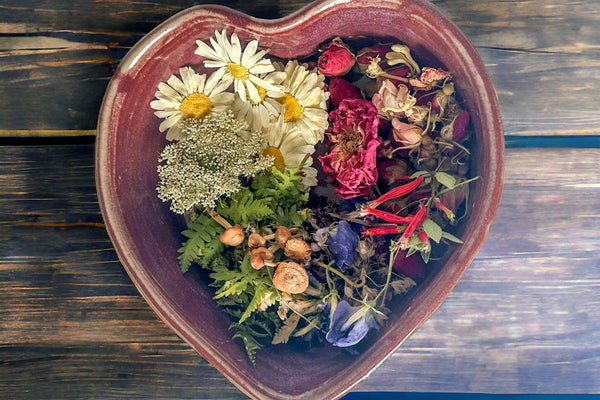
[[272, 262, 309, 294], [275, 226, 292, 248], [284, 238, 312, 263], [247, 232, 267, 248], [250, 247, 275, 270], [218, 224, 245, 246]]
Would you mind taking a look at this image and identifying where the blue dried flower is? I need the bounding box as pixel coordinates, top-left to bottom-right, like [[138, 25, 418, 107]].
[[327, 220, 358, 271], [325, 300, 379, 347]]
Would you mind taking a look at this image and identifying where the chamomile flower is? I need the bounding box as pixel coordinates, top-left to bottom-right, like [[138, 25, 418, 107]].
[[274, 60, 330, 145], [262, 118, 318, 187], [195, 30, 284, 104], [231, 70, 286, 131], [150, 67, 234, 141]]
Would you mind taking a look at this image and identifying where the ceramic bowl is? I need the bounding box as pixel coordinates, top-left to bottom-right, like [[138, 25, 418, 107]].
[[96, 0, 503, 399]]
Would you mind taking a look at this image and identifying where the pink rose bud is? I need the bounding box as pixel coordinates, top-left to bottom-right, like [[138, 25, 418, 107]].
[[441, 110, 470, 142], [451, 110, 470, 142], [391, 118, 423, 146], [328, 77, 363, 107], [318, 38, 355, 76]]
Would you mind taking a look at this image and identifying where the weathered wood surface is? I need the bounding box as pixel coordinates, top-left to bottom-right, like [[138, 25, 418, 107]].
[[1, 144, 598, 398], [1, 0, 600, 136]]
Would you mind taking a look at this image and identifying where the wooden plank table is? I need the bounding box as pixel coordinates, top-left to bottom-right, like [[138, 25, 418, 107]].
[[1, 0, 599, 398]]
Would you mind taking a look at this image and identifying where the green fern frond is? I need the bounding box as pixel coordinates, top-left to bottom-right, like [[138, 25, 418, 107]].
[[217, 188, 273, 225], [178, 214, 224, 272]]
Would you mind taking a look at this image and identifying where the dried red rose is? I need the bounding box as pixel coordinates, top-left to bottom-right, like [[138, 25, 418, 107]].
[[318, 38, 356, 76], [441, 110, 470, 142], [319, 99, 380, 199], [328, 76, 363, 108]]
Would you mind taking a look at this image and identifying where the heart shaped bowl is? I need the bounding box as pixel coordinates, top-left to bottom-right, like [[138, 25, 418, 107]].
[[96, 0, 503, 399]]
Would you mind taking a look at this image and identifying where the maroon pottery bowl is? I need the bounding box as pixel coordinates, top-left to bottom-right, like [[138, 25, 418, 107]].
[[96, 0, 503, 399]]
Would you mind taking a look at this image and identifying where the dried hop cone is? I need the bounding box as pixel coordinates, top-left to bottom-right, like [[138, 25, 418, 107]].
[[272, 262, 309, 294], [284, 238, 312, 263]]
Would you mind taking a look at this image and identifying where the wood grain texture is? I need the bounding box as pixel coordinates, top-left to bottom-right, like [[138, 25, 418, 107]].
[[0, 144, 598, 398], [1, 0, 600, 135]]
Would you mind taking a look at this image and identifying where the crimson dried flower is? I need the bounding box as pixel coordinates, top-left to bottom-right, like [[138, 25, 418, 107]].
[[328, 76, 363, 108], [441, 110, 470, 142], [367, 175, 424, 209], [377, 158, 409, 186], [434, 200, 455, 222], [318, 38, 356, 76], [319, 99, 380, 199], [399, 203, 427, 250], [361, 225, 401, 236], [361, 207, 412, 224]]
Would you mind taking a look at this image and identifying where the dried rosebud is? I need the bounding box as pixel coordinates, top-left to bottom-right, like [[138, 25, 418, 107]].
[[328, 77, 363, 108], [391, 118, 423, 147], [372, 80, 416, 119], [318, 38, 355, 76], [250, 247, 275, 270], [410, 67, 451, 90], [284, 238, 312, 263], [247, 232, 267, 248], [272, 262, 309, 294], [356, 44, 392, 73], [218, 224, 245, 246], [275, 226, 292, 248], [441, 110, 470, 142]]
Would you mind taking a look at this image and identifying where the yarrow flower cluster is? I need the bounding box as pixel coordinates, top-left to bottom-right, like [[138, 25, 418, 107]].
[[150, 31, 477, 363]]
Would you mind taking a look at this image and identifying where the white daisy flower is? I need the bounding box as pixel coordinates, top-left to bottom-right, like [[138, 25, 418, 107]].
[[275, 60, 330, 145], [261, 118, 318, 188], [195, 30, 284, 104], [150, 67, 234, 141], [231, 70, 286, 131]]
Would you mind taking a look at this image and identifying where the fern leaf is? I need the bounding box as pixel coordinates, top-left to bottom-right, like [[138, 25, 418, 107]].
[[239, 284, 271, 324], [272, 313, 301, 344], [218, 188, 273, 225], [177, 215, 224, 272]]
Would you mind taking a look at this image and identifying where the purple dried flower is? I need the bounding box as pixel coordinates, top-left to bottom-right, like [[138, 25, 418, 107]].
[[326, 300, 379, 347], [327, 220, 358, 271]]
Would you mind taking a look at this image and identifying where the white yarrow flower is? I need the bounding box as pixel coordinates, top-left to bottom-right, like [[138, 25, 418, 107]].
[[150, 66, 234, 141], [195, 30, 284, 104]]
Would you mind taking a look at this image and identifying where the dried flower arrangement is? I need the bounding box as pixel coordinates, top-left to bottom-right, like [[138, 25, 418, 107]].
[[151, 30, 477, 363]]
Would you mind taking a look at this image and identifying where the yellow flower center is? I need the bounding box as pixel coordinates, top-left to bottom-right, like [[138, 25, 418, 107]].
[[262, 146, 286, 172], [278, 93, 303, 122], [248, 84, 267, 105], [179, 92, 212, 119], [228, 62, 249, 80]]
